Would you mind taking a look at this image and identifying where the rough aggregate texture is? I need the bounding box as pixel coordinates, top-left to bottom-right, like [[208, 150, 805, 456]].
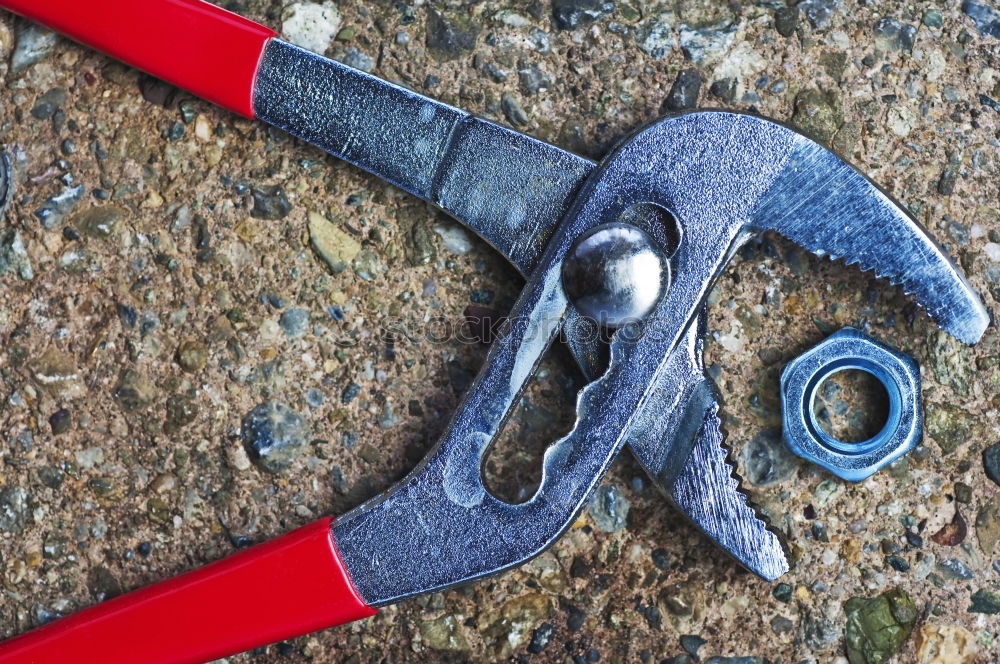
[[0, 1, 999, 663]]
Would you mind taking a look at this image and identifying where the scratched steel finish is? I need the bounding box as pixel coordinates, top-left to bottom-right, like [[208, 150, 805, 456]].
[[253, 39, 788, 581], [332, 113, 801, 605], [253, 43, 987, 352], [253, 40, 591, 271], [254, 43, 987, 596], [624, 316, 789, 581], [754, 139, 988, 344]]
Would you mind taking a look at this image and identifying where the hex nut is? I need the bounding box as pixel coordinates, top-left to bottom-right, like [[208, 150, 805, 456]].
[[779, 327, 921, 482]]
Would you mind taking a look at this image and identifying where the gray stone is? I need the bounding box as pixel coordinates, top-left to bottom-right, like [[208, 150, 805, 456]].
[[937, 163, 958, 195], [34, 185, 84, 230], [279, 308, 310, 339], [873, 18, 916, 52], [501, 93, 529, 127], [378, 401, 397, 429], [801, 607, 839, 651], [42, 533, 70, 560], [962, 0, 1000, 39], [709, 78, 738, 104], [352, 248, 382, 281], [798, 0, 840, 30], [241, 401, 311, 473], [73, 204, 126, 239], [680, 634, 706, 657], [11, 24, 57, 74], [0, 487, 30, 534], [922, 8, 943, 28], [426, 8, 479, 59], [770, 615, 794, 635], [944, 218, 969, 246], [552, 0, 614, 30], [587, 484, 629, 532], [0, 229, 33, 280], [741, 428, 797, 487], [937, 558, 974, 580], [527, 622, 554, 653], [518, 62, 552, 95], [663, 69, 702, 112], [250, 185, 291, 220], [984, 443, 1000, 486], [113, 370, 157, 413], [774, 6, 800, 37], [678, 21, 736, 65], [638, 14, 676, 59], [87, 567, 123, 602], [340, 47, 373, 73]]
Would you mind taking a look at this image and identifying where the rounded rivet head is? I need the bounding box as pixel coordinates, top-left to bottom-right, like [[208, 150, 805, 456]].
[[561, 223, 668, 328]]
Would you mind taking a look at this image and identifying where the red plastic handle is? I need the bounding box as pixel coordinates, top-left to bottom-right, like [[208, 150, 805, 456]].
[[0, 0, 275, 117], [0, 519, 375, 664]]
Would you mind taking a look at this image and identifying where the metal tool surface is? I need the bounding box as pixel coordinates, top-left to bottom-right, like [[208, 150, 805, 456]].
[[254, 38, 988, 579], [0, 2, 990, 663], [254, 39, 786, 578]]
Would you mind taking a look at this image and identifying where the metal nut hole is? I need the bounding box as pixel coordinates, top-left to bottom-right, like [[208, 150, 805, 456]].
[[810, 368, 890, 444]]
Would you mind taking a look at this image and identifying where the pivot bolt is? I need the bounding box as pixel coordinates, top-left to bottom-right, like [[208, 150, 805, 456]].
[[561, 223, 668, 328]]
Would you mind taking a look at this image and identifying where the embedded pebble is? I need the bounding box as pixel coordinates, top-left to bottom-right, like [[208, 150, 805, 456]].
[[29, 348, 86, 399], [433, 222, 473, 254], [552, 0, 614, 30], [35, 185, 84, 230], [279, 308, 310, 339], [587, 484, 629, 533], [250, 185, 291, 220], [638, 14, 677, 59], [741, 428, 796, 487], [0, 487, 30, 534], [113, 370, 157, 412], [983, 442, 1000, 486], [72, 205, 125, 239], [968, 588, 1000, 614], [798, 0, 840, 29], [664, 69, 702, 111], [501, 93, 529, 126], [309, 211, 361, 273], [678, 22, 736, 65], [11, 25, 57, 74], [963, 0, 1000, 39], [176, 339, 208, 373], [241, 402, 311, 473], [873, 19, 916, 52], [844, 587, 917, 664], [281, 1, 342, 53], [0, 229, 33, 280], [915, 623, 979, 664]]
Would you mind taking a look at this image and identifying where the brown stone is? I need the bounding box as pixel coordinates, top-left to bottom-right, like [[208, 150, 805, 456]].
[[176, 339, 209, 373]]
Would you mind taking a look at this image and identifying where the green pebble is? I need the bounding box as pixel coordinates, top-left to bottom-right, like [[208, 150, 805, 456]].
[[885, 556, 909, 572], [969, 589, 1000, 615], [843, 587, 917, 664], [772, 583, 792, 603]]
